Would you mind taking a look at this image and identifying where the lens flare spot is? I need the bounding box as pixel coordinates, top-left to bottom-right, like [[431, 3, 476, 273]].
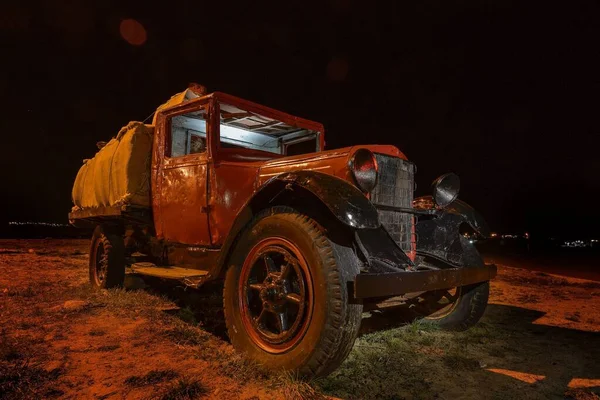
[[119, 19, 147, 46]]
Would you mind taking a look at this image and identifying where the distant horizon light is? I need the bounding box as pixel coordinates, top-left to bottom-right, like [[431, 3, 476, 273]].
[[8, 221, 69, 227]]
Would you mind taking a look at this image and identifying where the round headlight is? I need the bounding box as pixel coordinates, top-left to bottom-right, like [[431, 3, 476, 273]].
[[349, 149, 378, 193], [432, 173, 460, 207]]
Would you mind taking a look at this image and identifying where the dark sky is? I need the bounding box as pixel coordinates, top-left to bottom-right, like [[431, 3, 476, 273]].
[[1, 0, 599, 239]]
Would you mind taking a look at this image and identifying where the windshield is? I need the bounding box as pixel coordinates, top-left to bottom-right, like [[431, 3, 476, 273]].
[[218, 102, 321, 155]]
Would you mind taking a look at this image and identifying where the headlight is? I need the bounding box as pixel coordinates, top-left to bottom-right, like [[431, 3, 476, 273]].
[[432, 173, 460, 207], [349, 149, 378, 193]]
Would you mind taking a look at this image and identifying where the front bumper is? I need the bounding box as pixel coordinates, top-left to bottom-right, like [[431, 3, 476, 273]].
[[353, 263, 497, 299]]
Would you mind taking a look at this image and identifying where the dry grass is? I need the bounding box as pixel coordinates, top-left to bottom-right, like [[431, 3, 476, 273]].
[[1, 239, 599, 399], [125, 369, 180, 387], [164, 324, 209, 347], [0, 332, 64, 399], [154, 377, 209, 400], [272, 372, 326, 400]]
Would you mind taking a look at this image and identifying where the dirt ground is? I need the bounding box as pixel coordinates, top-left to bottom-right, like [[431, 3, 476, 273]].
[[0, 239, 599, 400]]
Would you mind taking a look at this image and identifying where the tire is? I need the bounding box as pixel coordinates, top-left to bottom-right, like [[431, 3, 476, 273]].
[[223, 206, 363, 378], [415, 238, 490, 331], [421, 280, 489, 331], [89, 225, 125, 289]]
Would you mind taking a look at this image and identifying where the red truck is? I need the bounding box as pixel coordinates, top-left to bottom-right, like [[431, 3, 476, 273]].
[[70, 86, 496, 378]]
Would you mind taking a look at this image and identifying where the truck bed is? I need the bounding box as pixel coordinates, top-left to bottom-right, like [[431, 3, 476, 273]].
[[69, 204, 152, 227]]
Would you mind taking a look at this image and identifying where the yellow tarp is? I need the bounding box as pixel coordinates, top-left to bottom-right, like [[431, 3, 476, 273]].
[[72, 121, 154, 210], [151, 88, 200, 125]]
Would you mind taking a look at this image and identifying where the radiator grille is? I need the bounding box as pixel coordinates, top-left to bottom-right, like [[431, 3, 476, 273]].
[[370, 154, 415, 255]]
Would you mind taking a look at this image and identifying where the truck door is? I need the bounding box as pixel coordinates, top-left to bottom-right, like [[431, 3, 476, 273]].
[[157, 103, 212, 246]]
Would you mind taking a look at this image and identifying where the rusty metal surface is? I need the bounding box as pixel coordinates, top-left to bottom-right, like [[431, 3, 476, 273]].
[[258, 147, 350, 182], [69, 205, 152, 226], [209, 160, 261, 246], [160, 157, 211, 245], [257, 145, 408, 184], [129, 262, 209, 287], [69, 205, 124, 220], [412, 195, 436, 210], [130, 263, 209, 278], [152, 98, 213, 245], [353, 264, 497, 299]]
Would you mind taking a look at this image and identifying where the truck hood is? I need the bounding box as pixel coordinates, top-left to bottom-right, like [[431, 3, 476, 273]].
[[257, 144, 407, 184]]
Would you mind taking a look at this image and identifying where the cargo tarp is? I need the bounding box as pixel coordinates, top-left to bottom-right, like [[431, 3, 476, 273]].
[[151, 88, 200, 125], [72, 121, 154, 210]]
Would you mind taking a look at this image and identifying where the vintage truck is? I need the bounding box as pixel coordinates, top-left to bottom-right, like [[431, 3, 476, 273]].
[[69, 85, 496, 378]]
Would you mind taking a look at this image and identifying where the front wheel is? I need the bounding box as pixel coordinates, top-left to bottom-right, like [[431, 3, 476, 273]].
[[224, 207, 363, 378], [415, 280, 490, 331], [89, 225, 125, 289]]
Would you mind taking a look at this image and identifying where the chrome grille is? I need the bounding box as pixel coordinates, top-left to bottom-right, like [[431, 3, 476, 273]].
[[370, 154, 415, 254]]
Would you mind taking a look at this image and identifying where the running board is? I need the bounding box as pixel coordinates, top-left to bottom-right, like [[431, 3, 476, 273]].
[[128, 262, 209, 287]]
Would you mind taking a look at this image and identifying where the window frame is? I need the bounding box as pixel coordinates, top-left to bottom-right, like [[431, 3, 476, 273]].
[[163, 101, 212, 165], [214, 96, 324, 158]]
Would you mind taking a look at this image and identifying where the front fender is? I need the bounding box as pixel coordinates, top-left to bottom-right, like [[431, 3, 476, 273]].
[[211, 171, 379, 279], [413, 195, 490, 238], [413, 195, 489, 267], [271, 171, 380, 229]]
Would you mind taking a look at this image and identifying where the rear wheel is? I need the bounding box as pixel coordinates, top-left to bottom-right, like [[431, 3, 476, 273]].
[[89, 225, 125, 289], [224, 207, 363, 378]]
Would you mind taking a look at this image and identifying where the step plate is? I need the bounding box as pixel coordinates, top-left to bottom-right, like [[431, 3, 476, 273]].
[[129, 263, 209, 280]]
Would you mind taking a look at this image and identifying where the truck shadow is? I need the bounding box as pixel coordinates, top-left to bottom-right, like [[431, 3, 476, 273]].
[[322, 303, 600, 399], [125, 275, 228, 341], [127, 276, 600, 398]]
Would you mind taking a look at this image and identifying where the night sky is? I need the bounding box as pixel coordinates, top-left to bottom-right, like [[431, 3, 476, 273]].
[[2, 0, 599, 239]]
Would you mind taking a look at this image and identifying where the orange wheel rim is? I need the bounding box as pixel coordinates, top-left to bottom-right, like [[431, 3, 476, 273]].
[[238, 237, 313, 354]]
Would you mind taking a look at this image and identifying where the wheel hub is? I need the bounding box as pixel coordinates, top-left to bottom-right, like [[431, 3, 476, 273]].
[[260, 275, 286, 305], [239, 238, 313, 354]]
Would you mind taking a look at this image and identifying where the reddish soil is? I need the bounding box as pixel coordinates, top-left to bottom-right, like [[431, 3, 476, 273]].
[[1, 239, 599, 399]]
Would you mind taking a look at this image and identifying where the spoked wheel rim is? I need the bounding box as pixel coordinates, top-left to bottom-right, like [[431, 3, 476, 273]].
[[418, 287, 461, 320], [239, 237, 313, 354], [93, 240, 108, 286]]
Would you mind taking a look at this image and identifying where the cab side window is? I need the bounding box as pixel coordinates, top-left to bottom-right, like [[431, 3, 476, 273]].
[[169, 108, 208, 157]]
